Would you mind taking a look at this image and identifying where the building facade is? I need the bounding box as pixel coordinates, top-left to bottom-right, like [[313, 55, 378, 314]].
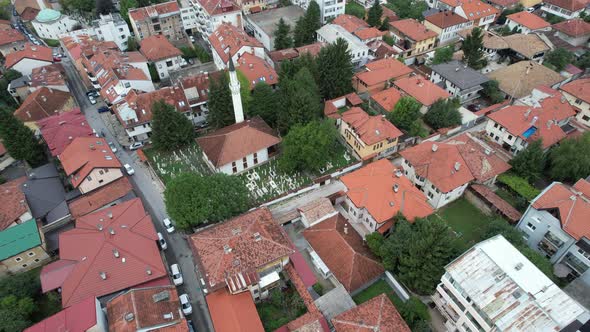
[[189, 0, 242, 39], [292, 0, 345, 23], [32, 9, 77, 40], [93, 13, 131, 51], [129, 1, 184, 42], [316, 24, 369, 67]]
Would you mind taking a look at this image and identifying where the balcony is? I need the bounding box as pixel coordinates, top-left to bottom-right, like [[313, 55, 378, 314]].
[[538, 232, 564, 258], [432, 291, 460, 323]]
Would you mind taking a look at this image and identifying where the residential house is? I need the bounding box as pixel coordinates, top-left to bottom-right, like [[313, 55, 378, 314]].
[[316, 24, 370, 67], [20, 7, 40, 22], [433, 235, 586, 332], [485, 86, 576, 154], [561, 78, 590, 127], [352, 58, 413, 95], [40, 198, 168, 307], [332, 294, 411, 331], [178, 71, 222, 125], [14, 0, 50, 16], [552, 19, 590, 47], [107, 286, 188, 331], [113, 86, 191, 141], [206, 289, 265, 332], [370, 87, 402, 113], [541, 0, 588, 20], [129, 1, 184, 42], [67, 177, 133, 220], [5, 43, 53, 76], [0, 28, 27, 56], [29, 63, 68, 93], [424, 10, 473, 45], [517, 179, 590, 284], [487, 61, 563, 99], [37, 108, 93, 157], [366, 39, 401, 60], [93, 13, 132, 51], [190, 208, 295, 300], [244, 6, 305, 51], [303, 213, 385, 292], [13, 88, 75, 130], [209, 23, 265, 70], [393, 74, 451, 112], [504, 33, 554, 63], [291, 0, 345, 23], [139, 35, 185, 80], [190, 0, 243, 39], [400, 133, 511, 208], [338, 159, 434, 238], [0, 219, 50, 275], [0, 177, 31, 230], [389, 19, 438, 58], [24, 297, 107, 332], [506, 11, 551, 34], [236, 52, 278, 89], [337, 107, 403, 159], [58, 137, 124, 194], [7, 75, 30, 104], [430, 0, 498, 29], [268, 42, 324, 68], [324, 92, 364, 118], [32, 9, 77, 39], [430, 60, 489, 103], [297, 198, 339, 228], [332, 14, 385, 43]]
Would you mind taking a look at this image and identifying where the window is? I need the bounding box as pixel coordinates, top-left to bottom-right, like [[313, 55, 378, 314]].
[[575, 99, 583, 105], [507, 134, 513, 140], [242, 157, 248, 169], [87, 176, 93, 181], [166, 60, 173, 67], [526, 222, 536, 231], [253, 152, 258, 164], [99, 170, 104, 175], [15, 257, 22, 262], [27, 252, 35, 257], [34, 258, 39, 262], [428, 192, 434, 199], [232, 161, 237, 173], [124, 82, 131, 88], [22, 264, 28, 268], [582, 115, 590, 122]]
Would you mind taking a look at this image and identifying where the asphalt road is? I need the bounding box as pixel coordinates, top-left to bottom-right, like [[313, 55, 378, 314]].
[[61, 57, 214, 332]]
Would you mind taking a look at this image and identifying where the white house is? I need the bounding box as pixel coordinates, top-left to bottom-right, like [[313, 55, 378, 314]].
[[560, 78, 590, 127], [190, 0, 243, 39], [542, 0, 587, 20], [428, 0, 498, 30], [244, 6, 305, 51], [5, 44, 53, 76], [430, 60, 489, 103], [423, 10, 473, 45], [139, 35, 185, 80], [292, 0, 345, 23], [93, 13, 131, 51], [316, 24, 369, 67], [505, 11, 551, 34], [179, 0, 199, 35], [552, 19, 590, 47], [32, 9, 77, 40], [208, 23, 266, 70]]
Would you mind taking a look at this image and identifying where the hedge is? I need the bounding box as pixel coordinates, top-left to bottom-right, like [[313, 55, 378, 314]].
[[497, 173, 541, 201]]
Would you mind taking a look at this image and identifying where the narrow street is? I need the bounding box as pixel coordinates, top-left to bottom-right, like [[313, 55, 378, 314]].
[[61, 57, 214, 332]]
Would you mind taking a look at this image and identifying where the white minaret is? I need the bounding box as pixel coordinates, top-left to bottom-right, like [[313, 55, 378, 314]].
[[228, 57, 244, 124]]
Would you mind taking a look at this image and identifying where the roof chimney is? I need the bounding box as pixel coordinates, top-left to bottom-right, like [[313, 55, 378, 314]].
[[113, 249, 120, 258], [124, 313, 135, 322], [432, 143, 438, 152], [163, 313, 174, 320], [343, 224, 348, 235], [395, 169, 402, 178], [393, 184, 399, 193], [146, 267, 152, 275], [524, 108, 531, 119], [97, 224, 103, 231], [223, 244, 232, 254], [107, 212, 113, 219], [454, 162, 461, 171], [99, 271, 107, 280], [109, 227, 115, 235], [531, 115, 539, 126]]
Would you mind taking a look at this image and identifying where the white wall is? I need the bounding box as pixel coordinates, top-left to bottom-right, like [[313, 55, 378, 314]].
[[11, 59, 53, 76], [95, 19, 131, 51], [154, 56, 183, 79], [484, 119, 527, 154], [215, 147, 269, 175], [33, 16, 78, 40]]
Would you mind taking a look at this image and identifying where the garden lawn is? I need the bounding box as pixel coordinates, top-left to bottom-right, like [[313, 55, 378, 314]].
[[256, 288, 307, 332], [353, 279, 404, 308]]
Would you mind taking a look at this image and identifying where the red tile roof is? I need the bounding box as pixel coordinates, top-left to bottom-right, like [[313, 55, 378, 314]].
[[394, 75, 451, 106], [68, 177, 133, 218], [129, 0, 180, 21], [30, 63, 66, 88], [332, 294, 411, 332], [139, 35, 182, 62], [390, 19, 438, 41], [196, 0, 240, 16], [324, 93, 364, 119], [425, 10, 469, 28], [458, 0, 499, 20], [356, 27, 387, 40], [552, 19, 590, 37], [303, 214, 384, 292], [14, 87, 72, 123], [382, 5, 398, 21], [561, 78, 590, 104], [470, 184, 522, 222], [37, 108, 94, 157], [290, 251, 317, 287], [532, 179, 590, 240], [190, 208, 294, 292], [40, 259, 77, 293], [236, 52, 278, 88], [340, 159, 434, 224], [209, 23, 263, 64], [0, 177, 28, 231], [0, 28, 26, 46], [206, 289, 264, 332], [333, 14, 369, 33], [196, 116, 281, 167], [180, 71, 222, 105], [58, 137, 122, 188], [545, 0, 588, 11], [20, 6, 39, 21], [107, 285, 188, 332], [355, 58, 413, 86], [24, 297, 98, 332], [5, 43, 52, 69], [371, 87, 402, 112], [367, 40, 400, 60], [341, 107, 403, 145], [507, 11, 550, 29], [44, 198, 167, 307]]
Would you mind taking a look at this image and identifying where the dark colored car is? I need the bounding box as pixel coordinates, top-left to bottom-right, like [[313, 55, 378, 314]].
[[97, 106, 110, 113], [467, 104, 480, 112]]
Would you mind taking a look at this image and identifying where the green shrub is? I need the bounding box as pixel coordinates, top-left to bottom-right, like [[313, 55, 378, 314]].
[[43, 39, 60, 47], [312, 283, 324, 296], [497, 173, 541, 201]]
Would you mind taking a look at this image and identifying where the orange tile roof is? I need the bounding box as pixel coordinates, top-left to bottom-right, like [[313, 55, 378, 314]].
[[236, 52, 278, 89], [561, 78, 590, 104], [139, 35, 182, 62], [5, 43, 52, 69], [341, 107, 403, 145], [14, 88, 72, 123], [19, 6, 39, 21], [0, 177, 28, 231], [129, 0, 180, 21], [425, 10, 469, 28], [206, 289, 264, 332], [355, 58, 413, 86], [332, 14, 369, 33], [354, 27, 386, 40], [394, 75, 450, 106], [58, 137, 122, 188], [209, 23, 263, 64], [552, 19, 590, 37], [0, 28, 26, 46], [471, 184, 522, 222], [532, 179, 590, 240], [458, 0, 499, 20], [303, 214, 384, 292], [545, 0, 588, 11], [68, 177, 133, 218], [190, 208, 294, 292], [30, 63, 66, 88], [324, 93, 364, 119], [390, 19, 438, 41], [507, 11, 550, 30], [332, 294, 411, 332], [371, 87, 402, 112], [180, 71, 223, 105], [196, 0, 240, 16], [340, 159, 434, 224]]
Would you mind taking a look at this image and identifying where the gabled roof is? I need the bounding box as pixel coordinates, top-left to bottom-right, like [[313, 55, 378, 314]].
[[24, 297, 98, 332], [0, 28, 26, 46], [208, 23, 263, 64], [180, 71, 222, 105], [425, 10, 469, 28], [30, 63, 66, 88], [196, 116, 281, 167], [371, 87, 402, 112], [195, 0, 240, 16], [42, 198, 167, 307], [390, 18, 438, 41], [303, 214, 384, 292], [507, 11, 550, 30], [544, 0, 587, 11], [14, 88, 72, 123], [68, 177, 133, 218], [487, 61, 563, 99], [0, 177, 28, 231], [324, 93, 364, 118], [190, 208, 294, 292], [0, 219, 41, 261], [552, 19, 590, 37], [561, 78, 590, 104], [456, 0, 499, 20], [21, 163, 69, 222], [502, 33, 552, 59], [236, 52, 278, 88], [341, 107, 403, 145], [332, 14, 369, 33], [5, 43, 52, 69], [355, 58, 413, 87], [532, 179, 590, 241], [206, 289, 265, 332], [139, 35, 182, 62], [332, 294, 411, 332], [340, 159, 433, 225], [129, 0, 180, 21], [37, 108, 94, 156], [431, 60, 489, 90], [394, 75, 451, 106]]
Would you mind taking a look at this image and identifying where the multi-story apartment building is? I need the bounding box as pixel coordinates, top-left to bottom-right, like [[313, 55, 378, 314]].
[[389, 19, 438, 58], [189, 0, 242, 39], [292, 0, 345, 23], [93, 13, 131, 51], [129, 1, 184, 42], [428, 0, 498, 30], [139, 35, 185, 80], [179, 0, 199, 35]]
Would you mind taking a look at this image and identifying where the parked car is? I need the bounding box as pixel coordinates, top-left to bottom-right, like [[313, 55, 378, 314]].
[[162, 218, 175, 233], [526, 6, 535, 12], [189, 35, 195, 43], [53, 56, 61, 62], [124, 163, 135, 175], [197, 121, 209, 129], [157, 232, 167, 250], [179, 294, 192, 315], [170, 264, 183, 286], [129, 142, 144, 150], [88, 96, 97, 105], [108, 142, 117, 153], [97, 106, 110, 113], [187, 320, 196, 332], [87, 90, 100, 98], [467, 104, 480, 112]]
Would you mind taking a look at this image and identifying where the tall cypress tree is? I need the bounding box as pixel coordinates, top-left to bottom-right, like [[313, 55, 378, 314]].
[[207, 73, 234, 129], [461, 27, 487, 70], [151, 100, 194, 151], [274, 18, 293, 50], [367, 1, 383, 27], [278, 67, 321, 133], [316, 38, 354, 100], [294, 1, 321, 46], [248, 82, 280, 128], [0, 108, 45, 167]]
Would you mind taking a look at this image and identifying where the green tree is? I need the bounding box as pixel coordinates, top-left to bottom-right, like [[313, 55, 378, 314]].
[[236, 70, 252, 114], [0, 295, 35, 332], [0, 270, 41, 299], [379, 17, 390, 31], [316, 38, 354, 100], [575, 52, 590, 69], [294, 1, 321, 46], [383, 34, 395, 46], [423, 98, 462, 130], [345, 1, 365, 19], [509, 140, 546, 182], [548, 132, 590, 182], [248, 82, 280, 128], [480, 219, 526, 248], [386, 0, 427, 20], [386, 96, 424, 135], [431, 46, 453, 65], [278, 67, 322, 133], [0, 109, 46, 167], [279, 120, 339, 173], [207, 73, 234, 129], [496, 4, 524, 24], [480, 80, 504, 104], [461, 27, 487, 70], [398, 297, 431, 329], [367, 1, 383, 27], [279, 0, 292, 6], [61, 0, 94, 12], [278, 52, 318, 84], [544, 48, 574, 71], [119, 0, 138, 21], [365, 232, 385, 257], [96, 0, 114, 14], [3, 69, 22, 82], [164, 173, 250, 230], [151, 100, 194, 151], [274, 18, 293, 50], [126, 36, 139, 51], [148, 63, 160, 82]]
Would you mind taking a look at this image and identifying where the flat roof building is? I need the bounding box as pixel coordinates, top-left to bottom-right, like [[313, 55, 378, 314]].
[[244, 6, 305, 51]]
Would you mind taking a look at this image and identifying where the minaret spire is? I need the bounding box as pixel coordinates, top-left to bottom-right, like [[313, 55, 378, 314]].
[[228, 57, 244, 124]]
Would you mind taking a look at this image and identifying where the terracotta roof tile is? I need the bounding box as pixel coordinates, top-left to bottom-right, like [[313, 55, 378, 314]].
[[502, 33, 552, 59], [341, 107, 403, 145], [371, 87, 402, 112], [470, 184, 522, 222], [355, 58, 413, 86], [393, 75, 450, 106], [37, 108, 94, 156], [340, 159, 433, 224], [0, 177, 28, 231], [68, 177, 133, 218], [324, 93, 364, 119], [269, 43, 325, 63], [14, 87, 72, 123], [24, 297, 98, 332], [487, 61, 563, 99], [507, 11, 550, 30], [5, 43, 52, 69], [552, 19, 590, 37], [180, 71, 223, 105], [206, 289, 264, 332], [236, 52, 278, 88], [332, 294, 410, 332], [30, 63, 66, 88], [425, 11, 469, 28], [0, 28, 26, 46], [458, 0, 499, 20], [390, 19, 438, 41], [208, 23, 263, 64], [354, 27, 386, 41], [129, 0, 180, 21], [20, 6, 39, 21], [297, 197, 337, 226], [195, 0, 240, 16], [139, 35, 182, 62], [333, 14, 369, 33], [544, 0, 588, 11], [561, 78, 590, 104]]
